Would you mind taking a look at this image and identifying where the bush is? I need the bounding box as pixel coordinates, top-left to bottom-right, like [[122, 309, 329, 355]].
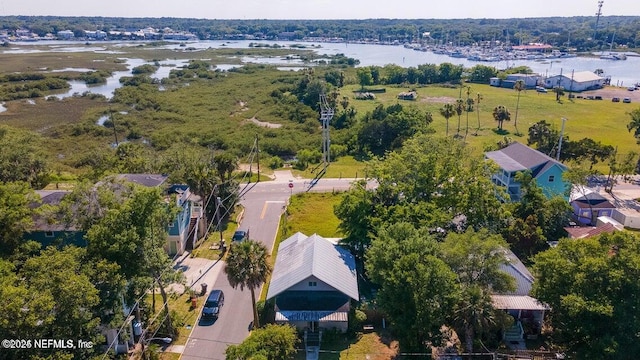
[[267, 156, 284, 169]]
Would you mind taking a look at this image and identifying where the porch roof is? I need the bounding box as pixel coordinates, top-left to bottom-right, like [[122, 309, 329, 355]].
[[275, 310, 348, 322], [491, 295, 549, 311]]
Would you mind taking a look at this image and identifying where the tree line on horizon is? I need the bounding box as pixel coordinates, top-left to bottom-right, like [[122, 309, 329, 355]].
[[1, 15, 639, 51]]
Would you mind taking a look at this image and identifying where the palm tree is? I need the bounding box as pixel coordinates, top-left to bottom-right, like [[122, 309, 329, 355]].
[[224, 240, 272, 329], [439, 103, 456, 136], [464, 86, 474, 139], [492, 105, 511, 131], [475, 93, 483, 135], [626, 108, 640, 143], [453, 285, 495, 353], [513, 80, 525, 135], [454, 98, 465, 136], [553, 85, 565, 102]]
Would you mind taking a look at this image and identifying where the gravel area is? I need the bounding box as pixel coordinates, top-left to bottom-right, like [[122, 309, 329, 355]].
[[580, 86, 640, 102]]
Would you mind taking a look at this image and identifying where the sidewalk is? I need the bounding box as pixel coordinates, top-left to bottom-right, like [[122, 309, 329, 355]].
[[168, 251, 224, 296]]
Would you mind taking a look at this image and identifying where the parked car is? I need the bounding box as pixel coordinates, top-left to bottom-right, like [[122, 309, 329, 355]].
[[628, 87, 636, 91], [202, 289, 224, 319], [232, 230, 248, 242], [612, 97, 620, 102], [586, 95, 595, 100], [594, 95, 603, 100], [623, 98, 632, 103], [536, 87, 548, 93]]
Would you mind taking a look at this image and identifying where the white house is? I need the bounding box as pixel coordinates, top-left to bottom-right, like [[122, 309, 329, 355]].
[[505, 74, 541, 89], [492, 249, 549, 343], [57, 30, 75, 40], [544, 71, 606, 92], [266, 232, 359, 333]]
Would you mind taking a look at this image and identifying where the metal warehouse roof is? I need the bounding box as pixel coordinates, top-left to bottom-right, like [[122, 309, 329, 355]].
[[266, 232, 358, 301]]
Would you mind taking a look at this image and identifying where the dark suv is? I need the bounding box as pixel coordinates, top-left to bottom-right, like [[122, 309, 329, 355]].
[[202, 289, 224, 319], [232, 230, 248, 242]]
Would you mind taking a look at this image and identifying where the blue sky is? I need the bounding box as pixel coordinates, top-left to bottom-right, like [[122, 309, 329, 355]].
[[2, 0, 639, 19]]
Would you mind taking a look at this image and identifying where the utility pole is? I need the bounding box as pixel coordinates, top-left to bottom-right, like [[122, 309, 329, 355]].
[[215, 196, 223, 247], [110, 107, 119, 146], [594, 1, 604, 40], [557, 117, 567, 161], [256, 134, 260, 182]]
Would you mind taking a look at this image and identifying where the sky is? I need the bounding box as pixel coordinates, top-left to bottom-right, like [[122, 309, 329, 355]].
[[2, 0, 639, 20]]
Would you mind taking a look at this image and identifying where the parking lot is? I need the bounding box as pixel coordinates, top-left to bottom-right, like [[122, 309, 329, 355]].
[[580, 86, 640, 103]]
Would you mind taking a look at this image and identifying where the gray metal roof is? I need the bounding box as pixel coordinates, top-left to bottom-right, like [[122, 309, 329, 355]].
[[491, 295, 549, 311], [117, 173, 168, 187], [499, 249, 535, 296], [485, 142, 566, 175], [266, 232, 358, 301], [276, 310, 348, 322]]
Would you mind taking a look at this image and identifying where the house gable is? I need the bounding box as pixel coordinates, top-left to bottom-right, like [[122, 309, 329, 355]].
[[285, 275, 341, 292]]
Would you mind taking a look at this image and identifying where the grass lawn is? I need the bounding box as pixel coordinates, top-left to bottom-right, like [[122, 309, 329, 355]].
[[192, 204, 243, 260], [159, 352, 181, 360], [282, 192, 344, 239], [292, 332, 398, 360], [146, 291, 200, 347], [293, 156, 368, 179], [342, 82, 639, 172]]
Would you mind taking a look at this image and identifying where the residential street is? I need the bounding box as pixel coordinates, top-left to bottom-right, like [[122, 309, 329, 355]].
[[179, 172, 362, 359]]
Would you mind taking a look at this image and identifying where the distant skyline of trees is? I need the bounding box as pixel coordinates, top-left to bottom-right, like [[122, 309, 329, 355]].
[[1, 16, 639, 50]]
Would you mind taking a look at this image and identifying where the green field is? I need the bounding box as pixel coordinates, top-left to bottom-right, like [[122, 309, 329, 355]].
[[282, 192, 344, 239], [343, 82, 638, 160]]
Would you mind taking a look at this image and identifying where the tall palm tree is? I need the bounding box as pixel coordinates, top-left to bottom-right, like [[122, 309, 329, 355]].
[[439, 103, 456, 137], [224, 240, 272, 329], [464, 86, 474, 140], [513, 80, 525, 135], [492, 105, 511, 131], [454, 285, 495, 353], [475, 93, 483, 135], [454, 98, 465, 136]]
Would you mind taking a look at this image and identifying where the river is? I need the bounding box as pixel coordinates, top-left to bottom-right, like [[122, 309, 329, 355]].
[[157, 40, 640, 86], [6, 40, 640, 97]]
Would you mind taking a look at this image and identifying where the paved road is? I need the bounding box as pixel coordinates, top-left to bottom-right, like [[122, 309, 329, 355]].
[[180, 174, 366, 359]]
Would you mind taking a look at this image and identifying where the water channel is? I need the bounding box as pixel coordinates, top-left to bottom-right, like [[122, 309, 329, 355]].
[[6, 40, 640, 99]]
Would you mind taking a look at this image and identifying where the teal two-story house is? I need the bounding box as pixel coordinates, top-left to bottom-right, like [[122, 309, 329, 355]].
[[485, 142, 568, 202]]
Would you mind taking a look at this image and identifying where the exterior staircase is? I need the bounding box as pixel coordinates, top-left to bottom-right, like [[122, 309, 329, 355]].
[[304, 330, 322, 360], [504, 321, 524, 342], [185, 217, 198, 250]]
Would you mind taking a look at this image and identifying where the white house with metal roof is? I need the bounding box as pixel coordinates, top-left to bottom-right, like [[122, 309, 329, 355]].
[[544, 70, 606, 92], [266, 232, 359, 332], [492, 249, 549, 343], [485, 142, 568, 202]]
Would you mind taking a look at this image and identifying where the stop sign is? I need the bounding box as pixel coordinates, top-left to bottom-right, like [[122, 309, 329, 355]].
[[288, 182, 294, 188]]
